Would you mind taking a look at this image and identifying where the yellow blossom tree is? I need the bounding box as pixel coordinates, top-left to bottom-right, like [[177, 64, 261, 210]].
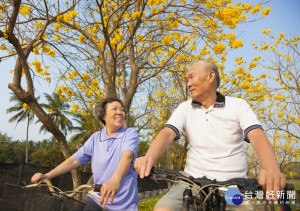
[[247, 33, 299, 177], [0, 0, 275, 186]]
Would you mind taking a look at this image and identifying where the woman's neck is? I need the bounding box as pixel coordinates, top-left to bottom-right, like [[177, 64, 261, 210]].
[[105, 126, 120, 137]]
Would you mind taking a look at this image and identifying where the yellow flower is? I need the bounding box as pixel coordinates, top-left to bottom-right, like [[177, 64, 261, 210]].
[[235, 67, 246, 74], [212, 43, 226, 55], [248, 61, 257, 69], [288, 115, 295, 121], [260, 73, 267, 78], [0, 45, 6, 50], [23, 103, 30, 110], [56, 87, 62, 95], [161, 35, 172, 46], [240, 82, 250, 89], [20, 5, 31, 16], [231, 40, 243, 48], [131, 11, 146, 19], [34, 21, 44, 29], [48, 50, 56, 57], [71, 105, 79, 114], [60, 95, 67, 101], [78, 35, 86, 43], [251, 4, 263, 15], [54, 23, 62, 32], [262, 8, 271, 16], [82, 73, 89, 81], [277, 113, 283, 118], [54, 35, 61, 41]]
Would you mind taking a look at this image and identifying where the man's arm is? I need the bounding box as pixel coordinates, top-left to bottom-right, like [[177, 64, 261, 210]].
[[248, 128, 286, 199], [100, 150, 134, 206], [134, 127, 176, 178]]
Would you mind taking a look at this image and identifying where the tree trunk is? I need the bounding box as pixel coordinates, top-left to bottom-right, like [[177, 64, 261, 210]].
[[178, 138, 189, 171], [9, 84, 81, 198], [25, 116, 29, 163]]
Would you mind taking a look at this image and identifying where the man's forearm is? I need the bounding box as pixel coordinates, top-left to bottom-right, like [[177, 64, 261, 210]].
[[248, 128, 280, 170]]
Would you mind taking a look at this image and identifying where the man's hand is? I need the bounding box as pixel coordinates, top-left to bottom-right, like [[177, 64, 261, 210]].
[[134, 156, 155, 179], [99, 175, 121, 207], [257, 169, 286, 200]]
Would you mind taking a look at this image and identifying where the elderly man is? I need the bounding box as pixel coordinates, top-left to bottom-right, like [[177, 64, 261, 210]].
[[134, 60, 286, 211]]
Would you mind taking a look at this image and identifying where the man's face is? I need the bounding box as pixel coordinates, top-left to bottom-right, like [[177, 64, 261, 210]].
[[186, 63, 212, 101]]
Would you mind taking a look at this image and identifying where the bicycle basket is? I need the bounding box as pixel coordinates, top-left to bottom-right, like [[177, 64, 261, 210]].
[[0, 183, 85, 211]]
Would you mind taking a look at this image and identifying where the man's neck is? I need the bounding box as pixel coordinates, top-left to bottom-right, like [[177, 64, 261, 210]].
[[195, 91, 217, 109]]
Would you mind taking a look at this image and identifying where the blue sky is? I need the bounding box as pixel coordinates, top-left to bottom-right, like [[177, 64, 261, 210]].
[[0, 0, 299, 141]]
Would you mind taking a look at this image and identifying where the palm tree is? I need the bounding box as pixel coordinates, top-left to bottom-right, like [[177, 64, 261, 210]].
[[38, 93, 73, 148], [69, 112, 100, 149], [6, 93, 35, 163], [70, 112, 100, 172]]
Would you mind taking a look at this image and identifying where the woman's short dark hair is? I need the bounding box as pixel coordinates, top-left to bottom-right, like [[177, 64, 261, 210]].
[[95, 97, 125, 125]]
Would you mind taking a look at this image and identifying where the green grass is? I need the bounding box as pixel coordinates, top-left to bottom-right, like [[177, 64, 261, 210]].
[[138, 196, 162, 210]]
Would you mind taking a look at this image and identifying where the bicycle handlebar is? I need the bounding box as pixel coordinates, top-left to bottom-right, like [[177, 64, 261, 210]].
[[150, 167, 294, 191], [25, 178, 102, 199], [149, 167, 295, 211]]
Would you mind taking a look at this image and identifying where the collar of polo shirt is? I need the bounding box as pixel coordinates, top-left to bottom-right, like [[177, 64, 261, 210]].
[[191, 92, 225, 108]]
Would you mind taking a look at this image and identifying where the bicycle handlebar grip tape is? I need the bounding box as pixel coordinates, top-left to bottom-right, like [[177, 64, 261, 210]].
[[94, 184, 102, 192], [182, 187, 192, 211]]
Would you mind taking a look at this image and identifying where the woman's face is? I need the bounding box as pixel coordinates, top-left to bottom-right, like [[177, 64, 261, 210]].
[[103, 101, 125, 130]]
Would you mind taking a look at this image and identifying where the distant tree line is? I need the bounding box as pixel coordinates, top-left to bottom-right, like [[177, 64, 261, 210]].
[[0, 132, 67, 167]]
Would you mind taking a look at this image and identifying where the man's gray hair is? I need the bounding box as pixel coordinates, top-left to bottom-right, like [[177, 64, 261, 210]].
[[211, 62, 220, 88], [200, 60, 220, 88]]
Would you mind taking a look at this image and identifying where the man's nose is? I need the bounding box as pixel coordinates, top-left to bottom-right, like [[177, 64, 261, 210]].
[[187, 81, 191, 89]]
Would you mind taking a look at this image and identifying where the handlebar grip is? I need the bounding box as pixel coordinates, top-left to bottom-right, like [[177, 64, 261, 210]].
[[94, 184, 102, 192], [182, 187, 192, 211], [284, 183, 294, 191]]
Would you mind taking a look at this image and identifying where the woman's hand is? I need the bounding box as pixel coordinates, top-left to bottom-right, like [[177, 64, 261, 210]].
[[99, 175, 121, 207], [31, 173, 48, 183]]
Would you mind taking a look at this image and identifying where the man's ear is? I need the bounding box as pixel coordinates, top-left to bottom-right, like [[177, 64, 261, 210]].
[[208, 71, 215, 84]]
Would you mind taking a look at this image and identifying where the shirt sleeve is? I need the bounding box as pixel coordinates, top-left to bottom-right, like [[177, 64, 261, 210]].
[[165, 102, 187, 140], [73, 133, 97, 165], [237, 99, 262, 142], [122, 128, 139, 160]]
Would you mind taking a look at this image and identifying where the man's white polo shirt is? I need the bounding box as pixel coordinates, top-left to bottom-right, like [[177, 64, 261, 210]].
[[165, 92, 262, 181]]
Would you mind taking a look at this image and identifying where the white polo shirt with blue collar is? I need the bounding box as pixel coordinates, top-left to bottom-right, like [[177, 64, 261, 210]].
[[165, 92, 262, 181]]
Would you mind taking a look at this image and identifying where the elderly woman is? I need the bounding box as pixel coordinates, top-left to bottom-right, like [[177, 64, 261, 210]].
[[31, 97, 139, 211]]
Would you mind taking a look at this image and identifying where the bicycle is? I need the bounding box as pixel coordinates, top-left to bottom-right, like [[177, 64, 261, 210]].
[[149, 167, 295, 211], [0, 178, 102, 211]]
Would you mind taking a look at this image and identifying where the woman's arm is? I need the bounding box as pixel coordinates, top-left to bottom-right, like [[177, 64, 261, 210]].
[[100, 150, 134, 207], [31, 156, 81, 183]]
